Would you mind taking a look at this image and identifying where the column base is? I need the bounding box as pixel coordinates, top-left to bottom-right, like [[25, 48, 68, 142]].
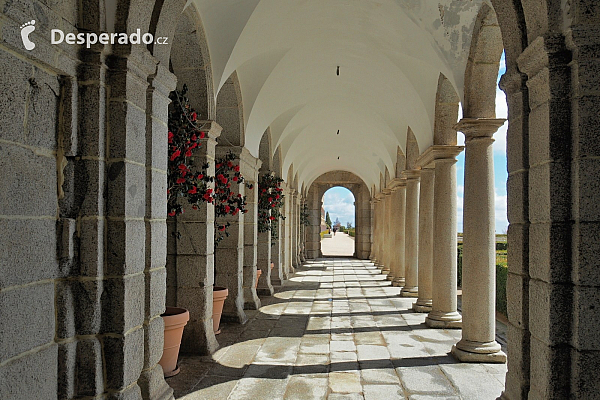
[[425, 311, 462, 329], [243, 287, 261, 310], [381, 267, 390, 274], [451, 341, 506, 363], [257, 286, 274, 296], [412, 299, 432, 313], [400, 286, 419, 297], [392, 277, 405, 287], [385, 273, 394, 281]]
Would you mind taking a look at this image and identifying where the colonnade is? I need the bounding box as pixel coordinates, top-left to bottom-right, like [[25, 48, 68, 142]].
[[370, 120, 506, 363]]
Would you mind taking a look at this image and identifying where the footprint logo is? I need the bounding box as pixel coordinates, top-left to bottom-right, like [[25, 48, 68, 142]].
[[20, 20, 36, 50]]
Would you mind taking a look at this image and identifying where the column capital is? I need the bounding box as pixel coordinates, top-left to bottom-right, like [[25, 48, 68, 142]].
[[197, 120, 223, 140], [387, 177, 406, 190], [454, 118, 506, 140], [415, 145, 464, 169], [381, 188, 393, 195], [401, 169, 421, 181]]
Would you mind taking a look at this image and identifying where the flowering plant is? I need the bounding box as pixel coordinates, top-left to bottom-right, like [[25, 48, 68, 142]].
[[167, 85, 250, 246], [257, 173, 285, 233], [300, 203, 310, 226]]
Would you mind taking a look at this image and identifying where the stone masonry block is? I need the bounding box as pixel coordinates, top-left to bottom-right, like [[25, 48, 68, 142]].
[[529, 336, 571, 400], [574, 222, 600, 286], [76, 337, 105, 396], [103, 327, 145, 390], [0, 52, 30, 144], [507, 223, 528, 275], [108, 102, 147, 164], [506, 116, 526, 173], [572, 285, 600, 351], [144, 316, 165, 368], [78, 217, 105, 277], [576, 95, 600, 158], [58, 341, 77, 399], [75, 158, 106, 217], [506, 171, 527, 224], [148, 169, 168, 219], [529, 222, 571, 283], [108, 69, 148, 110], [27, 68, 60, 150], [571, 348, 600, 398], [529, 279, 572, 346], [0, 282, 55, 362], [73, 279, 103, 335], [0, 144, 57, 216], [55, 281, 76, 339], [528, 162, 571, 223], [107, 161, 146, 218], [176, 255, 213, 288], [77, 83, 106, 158], [107, 383, 143, 400], [575, 157, 600, 222], [506, 272, 528, 328], [0, 344, 57, 400], [528, 102, 570, 165], [149, 118, 169, 171], [0, 218, 58, 288], [146, 220, 167, 270], [106, 219, 146, 276], [146, 267, 167, 318], [175, 221, 212, 256], [101, 274, 145, 334]]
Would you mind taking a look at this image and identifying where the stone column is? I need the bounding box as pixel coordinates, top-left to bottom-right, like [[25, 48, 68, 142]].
[[214, 147, 248, 325], [374, 195, 385, 269], [240, 150, 261, 311], [387, 180, 406, 286], [425, 146, 463, 329], [172, 122, 222, 356], [452, 118, 506, 362], [369, 199, 376, 262], [256, 224, 273, 296], [401, 170, 420, 297], [282, 186, 292, 278], [380, 190, 392, 274], [371, 199, 380, 265], [271, 219, 283, 286], [413, 167, 434, 312]]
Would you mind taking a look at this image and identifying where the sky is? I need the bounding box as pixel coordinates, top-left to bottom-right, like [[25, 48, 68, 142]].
[[323, 52, 508, 233]]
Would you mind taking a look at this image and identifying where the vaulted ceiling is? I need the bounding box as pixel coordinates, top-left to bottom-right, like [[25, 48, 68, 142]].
[[192, 0, 490, 190]]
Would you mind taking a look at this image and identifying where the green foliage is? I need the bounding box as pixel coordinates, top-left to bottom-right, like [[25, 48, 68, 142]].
[[348, 228, 355, 237], [257, 173, 285, 233], [325, 211, 332, 228], [496, 242, 508, 251], [300, 203, 310, 226], [496, 264, 508, 316]]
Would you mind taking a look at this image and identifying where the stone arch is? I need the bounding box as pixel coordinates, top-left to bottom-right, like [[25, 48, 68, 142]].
[[396, 146, 407, 178], [405, 128, 419, 170], [463, 4, 504, 119], [216, 72, 245, 147], [433, 73, 460, 145], [305, 171, 372, 259], [258, 128, 272, 172]]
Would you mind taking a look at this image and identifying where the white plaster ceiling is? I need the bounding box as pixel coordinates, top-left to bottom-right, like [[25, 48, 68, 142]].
[[192, 0, 489, 189]]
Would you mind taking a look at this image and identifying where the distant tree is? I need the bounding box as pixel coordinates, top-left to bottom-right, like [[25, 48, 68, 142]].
[[346, 222, 352, 229], [325, 211, 332, 228]]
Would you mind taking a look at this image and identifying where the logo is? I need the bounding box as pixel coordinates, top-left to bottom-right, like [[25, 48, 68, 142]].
[[20, 20, 36, 50]]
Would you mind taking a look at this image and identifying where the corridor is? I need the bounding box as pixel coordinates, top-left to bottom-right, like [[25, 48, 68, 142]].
[[169, 259, 506, 399]]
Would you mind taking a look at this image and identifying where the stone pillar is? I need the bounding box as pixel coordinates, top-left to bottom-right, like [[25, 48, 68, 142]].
[[214, 147, 248, 325], [372, 198, 381, 265], [387, 180, 406, 286], [413, 167, 434, 312], [425, 146, 463, 329], [451, 118, 506, 362], [401, 170, 420, 297], [380, 190, 392, 274], [282, 186, 292, 279], [256, 225, 273, 296], [171, 122, 222, 357], [374, 195, 385, 269], [240, 150, 261, 310], [305, 189, 321, 259], [292, 192, 300, 267], [271, 219, 283, 286], [369, 199, 376, 262]]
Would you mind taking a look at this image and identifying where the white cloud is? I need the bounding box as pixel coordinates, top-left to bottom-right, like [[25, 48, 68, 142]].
[[494, 90, 508, 154], [456, 187, 508, 234]]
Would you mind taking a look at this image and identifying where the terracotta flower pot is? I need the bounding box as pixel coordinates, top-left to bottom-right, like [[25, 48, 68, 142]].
[[255, 269, 262, 289], [213, 286, 228, 334], [159, 307, 189, 378]]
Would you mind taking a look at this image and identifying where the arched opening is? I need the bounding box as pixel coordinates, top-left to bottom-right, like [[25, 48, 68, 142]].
[[320, 186, 356, 257]]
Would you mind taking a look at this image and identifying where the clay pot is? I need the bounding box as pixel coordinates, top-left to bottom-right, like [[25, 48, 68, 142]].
[[213, 286, 228, 334], [270, 262, 274, 270], [255, 269, 262, 289], [159, 307, 189, 378]]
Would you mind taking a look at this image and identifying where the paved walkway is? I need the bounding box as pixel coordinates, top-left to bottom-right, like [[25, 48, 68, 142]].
[[169, 259, 506, 399], [321, 232, 355, 256]]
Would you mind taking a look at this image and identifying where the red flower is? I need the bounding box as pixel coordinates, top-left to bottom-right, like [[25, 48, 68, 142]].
[[191, 134, 197, 142], [233, 176, 238, 182], [197, 174, 204, 180], [270, 216, 275, 220], [168, 131, 174, 144], [232, 208, 239, 216], [191, 112, 197, 121], [268, 197, 273, 203], [168, 211, 176, 217], [216, 163, 222, 169], [234, 165, 240, 172], [176, 178, 186, 184], [207, 188, 213, 194], [276, 195, 280, 199], [191, 142, 198, 149], [262, 189, 267, 193], [219, 225, 226, 231], [170, 149, 181, 161], [185, 149, 192, 157], [224, 205, 231, 213], [188, 186, 197, 194], [227, 161, 233, 168], [199, 131, 205, 138]]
